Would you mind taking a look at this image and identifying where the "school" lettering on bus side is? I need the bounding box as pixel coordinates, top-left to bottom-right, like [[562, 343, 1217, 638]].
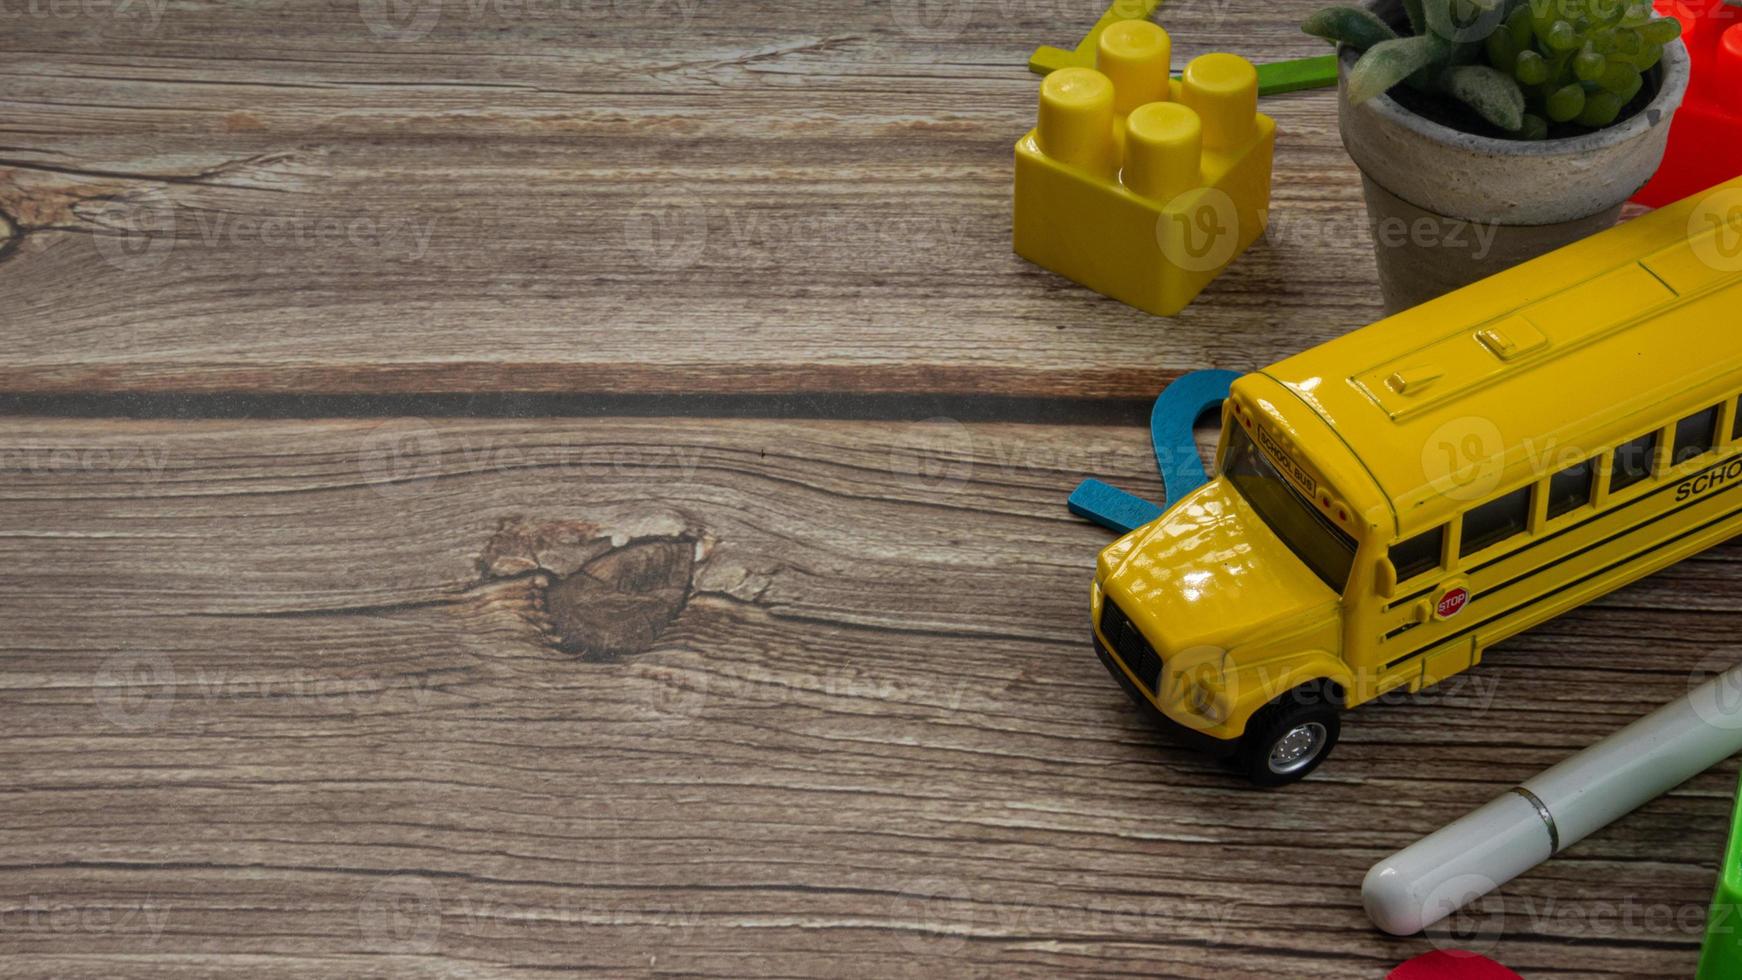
[[1677, 455, 1742, 502]]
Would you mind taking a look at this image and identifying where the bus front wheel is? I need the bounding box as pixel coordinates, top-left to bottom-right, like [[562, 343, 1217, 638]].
[[1236, 686, 1341, 788]]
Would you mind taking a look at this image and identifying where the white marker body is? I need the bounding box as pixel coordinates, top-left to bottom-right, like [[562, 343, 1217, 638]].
[[1364, 665, 1742, 937]]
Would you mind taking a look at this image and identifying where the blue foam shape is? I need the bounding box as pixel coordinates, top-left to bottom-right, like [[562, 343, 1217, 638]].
[[1066, 369, 1240, 535], [1068, 479, 1164, 535], [1151, 370, 1240, 509]]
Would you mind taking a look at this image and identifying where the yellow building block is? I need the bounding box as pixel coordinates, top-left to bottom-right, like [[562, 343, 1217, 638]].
[[1014, 20, 1275, 317]]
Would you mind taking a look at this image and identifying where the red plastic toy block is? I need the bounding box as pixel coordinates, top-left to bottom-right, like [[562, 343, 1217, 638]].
[[1388, 951, 1524, 980], [1634, 0, 1742, 205]]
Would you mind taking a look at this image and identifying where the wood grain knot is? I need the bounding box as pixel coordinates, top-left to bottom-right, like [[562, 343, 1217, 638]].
[[480, 517, 697, 660], [543, 538, 694, 659]]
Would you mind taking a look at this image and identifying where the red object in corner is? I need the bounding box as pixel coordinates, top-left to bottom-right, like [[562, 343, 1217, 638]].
[[1634, 0, 1742, 206], [1388, 951, 1525, 980]]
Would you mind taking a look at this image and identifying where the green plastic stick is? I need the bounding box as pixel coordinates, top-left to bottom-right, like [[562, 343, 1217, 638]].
[[1028, 0, 1162, 74], [1697, 773, 1742, 979], [1028, 0, 1339, 97], [1255, 54, 1340, 95]]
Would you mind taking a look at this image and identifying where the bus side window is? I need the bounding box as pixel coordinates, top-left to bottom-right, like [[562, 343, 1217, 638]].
[[1462, 486, 1532, 557], [1733, 395, 1742, 443], [1546, 459, 1595, 520], [1390, 526, 1445, 583], [1674, 406, 1720, 465], [1611, 430, 1661, 493]]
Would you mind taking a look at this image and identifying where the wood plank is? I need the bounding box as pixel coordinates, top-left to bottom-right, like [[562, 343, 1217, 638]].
[[0, 0, 1385, 397], [0, 416, 1730, 976]]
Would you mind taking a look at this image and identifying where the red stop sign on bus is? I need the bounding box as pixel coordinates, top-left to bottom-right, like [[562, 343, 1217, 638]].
[[1436, 587, 1470, 619]]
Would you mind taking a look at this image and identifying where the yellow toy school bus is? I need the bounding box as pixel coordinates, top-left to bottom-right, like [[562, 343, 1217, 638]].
[[1092, 178, 1742, 786]]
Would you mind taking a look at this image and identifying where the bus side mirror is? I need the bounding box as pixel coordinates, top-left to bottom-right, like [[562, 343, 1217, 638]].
[[1376, 557, 1398, 599]]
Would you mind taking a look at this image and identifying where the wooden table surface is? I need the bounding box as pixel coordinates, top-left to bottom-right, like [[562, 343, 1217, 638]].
[[1, 1, 1734, 977]]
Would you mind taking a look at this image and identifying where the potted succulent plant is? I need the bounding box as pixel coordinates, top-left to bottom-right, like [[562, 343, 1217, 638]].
[[1304, 0, 1690, 312]]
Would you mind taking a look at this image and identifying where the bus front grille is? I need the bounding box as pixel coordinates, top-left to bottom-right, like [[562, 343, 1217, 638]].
[[1099, 598, 1163, 695]]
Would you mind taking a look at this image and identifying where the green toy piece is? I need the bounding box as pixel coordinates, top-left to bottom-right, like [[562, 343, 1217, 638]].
[[1255, 54, 1341, 94], [1028, 0, 1164, 74], [1028, 0, 1338, 97], [1698, 772, 1742, 979]]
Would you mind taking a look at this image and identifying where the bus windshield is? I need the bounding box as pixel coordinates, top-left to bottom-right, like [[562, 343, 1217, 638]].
[[1222, 425, 1358, 593]]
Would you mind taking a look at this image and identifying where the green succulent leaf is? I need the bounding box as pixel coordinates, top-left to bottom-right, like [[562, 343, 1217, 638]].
[[1440, 64, 1527, 130], [1638, 16, 1683, 43], [1450, 39, 1486, 64], [1504, 1, 1532, 44], [1421, 0, 1457, 39], [1404, 0, 1427, 34], [1577, 90, 1626, 127], [1486, 27, 1519, 67], [1514, 48, 1550, 84], [1544, 19, 1580, 50], [1302, 6, 1399, 51], [1546, 81, 1587, 121], [1349, 35, 1452, 103]]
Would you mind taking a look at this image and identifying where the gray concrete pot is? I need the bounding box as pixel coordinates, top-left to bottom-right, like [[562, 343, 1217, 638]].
[[1338, 0, 1690, 313]]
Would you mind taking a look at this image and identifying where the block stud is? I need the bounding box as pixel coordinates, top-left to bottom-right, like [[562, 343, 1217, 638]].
[[1038, 67, 1117, 176], [1123, 101, 1202, 202], [1180, 53, 1258, 151], [1683, 0, 1728, 49], [1722, 23, 1742, 91], [1096, 19, 1171, 115]]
